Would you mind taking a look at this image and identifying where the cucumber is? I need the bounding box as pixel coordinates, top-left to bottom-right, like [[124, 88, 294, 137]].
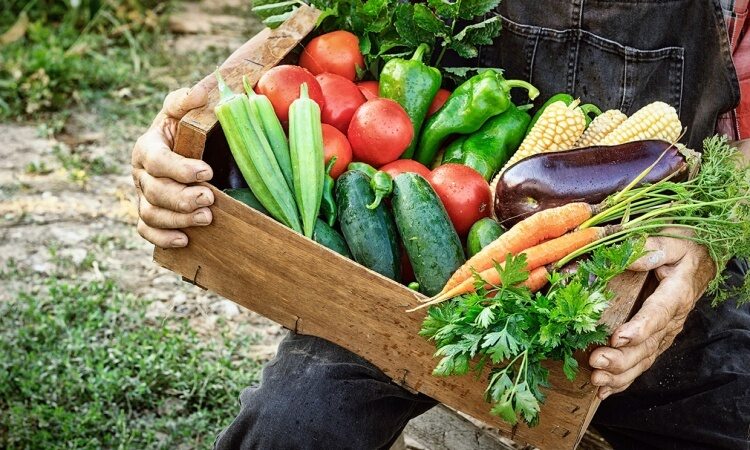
[[227, 188, 351, 258], [467, 217, 504, 257], [224, 188, 270, 215], [391, 173, 465, 296], [336, 170, 401, 281], [313, 219, 351, 258]]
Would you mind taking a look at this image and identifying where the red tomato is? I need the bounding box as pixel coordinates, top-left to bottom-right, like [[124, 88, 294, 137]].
[[379, 159, 431, 178], [316, 73, 366, 133], [299, 31, 364, 81], [321, 124, 352, 179], [428, 164, 491, 237], [256, 65, 325, 123], [427, 89, 451, 117], [347, 98, 413, 167], [357, 81, 379, 100]]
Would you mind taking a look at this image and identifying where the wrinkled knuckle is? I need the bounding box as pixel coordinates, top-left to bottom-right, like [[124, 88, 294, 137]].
[[136, 220, 149, 239], [132, 135, 146, 161], [176, 195, 192, 213], [607, 357, 628, 375], [591, 371, 611, 387], [653, 302, 673, 328], [139, 202, 158, 224], [642, 335, 660, 355]]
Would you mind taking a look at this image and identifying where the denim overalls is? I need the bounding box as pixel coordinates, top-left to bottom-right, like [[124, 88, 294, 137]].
[[214, 3, 749, 449], [485, 0, 739, 148]]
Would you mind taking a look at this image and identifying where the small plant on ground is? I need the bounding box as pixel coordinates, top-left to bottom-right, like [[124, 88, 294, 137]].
[[0, 278, 262, 449]]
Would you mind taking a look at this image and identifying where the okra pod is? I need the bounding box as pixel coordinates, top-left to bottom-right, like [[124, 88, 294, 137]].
[[289, 83, 325, 238], [243, 76, 294, 191], [214, 70, 302, 233]]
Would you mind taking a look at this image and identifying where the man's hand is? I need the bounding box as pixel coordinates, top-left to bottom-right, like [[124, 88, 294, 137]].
[[131, 85, 215, 248], [131, 38, 270, 248], [589, 227, 715, 399]]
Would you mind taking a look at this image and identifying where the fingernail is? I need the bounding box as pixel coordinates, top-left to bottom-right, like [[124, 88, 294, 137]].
[[196, 193, 212, 207], [194, 211, 210, 224], [614, 336, 631, 348], [196, 169, 211, 182], [599, 388, 612, 400], [593, 355, 610, 369], [171, 237, 187, 247]]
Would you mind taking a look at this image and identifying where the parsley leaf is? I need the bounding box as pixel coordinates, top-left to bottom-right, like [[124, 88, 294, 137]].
[[251, 0, 506, 75], [458, 0, 502, 19], [420, 242, 640, 427]]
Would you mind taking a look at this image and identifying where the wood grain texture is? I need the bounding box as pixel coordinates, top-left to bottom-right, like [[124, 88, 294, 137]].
[[172, 5, 320, 160], [154, 188, 647, 450]]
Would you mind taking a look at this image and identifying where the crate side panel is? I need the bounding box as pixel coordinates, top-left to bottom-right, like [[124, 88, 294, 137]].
[[154, 186, 647, 449], [172, 5, 320, 161]]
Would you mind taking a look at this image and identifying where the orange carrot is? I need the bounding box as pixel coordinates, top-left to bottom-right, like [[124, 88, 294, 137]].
[[525, 266, 550, 293], [472, 266, 549, 300], [410, 227, 606, 311], [439, 202, 594, 294]]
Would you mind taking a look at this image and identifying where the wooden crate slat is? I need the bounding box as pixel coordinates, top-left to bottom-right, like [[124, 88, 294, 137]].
[[154, 186, 647, 449], [173, 5, 321, 160]]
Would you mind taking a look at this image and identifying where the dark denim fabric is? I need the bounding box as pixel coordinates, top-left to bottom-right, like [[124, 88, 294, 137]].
[[214, 1, 749, 448], [484, 0, 740, 149], [213, 332, 436, 450]]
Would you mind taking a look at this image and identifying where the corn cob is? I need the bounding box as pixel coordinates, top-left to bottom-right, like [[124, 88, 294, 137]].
[[243, 76, 294, 191], [213, 70, 302, 233], [573, 109, 628, 148], [598, 101, 682, 145], [499, 100, 586, 173], [289, 83, 325, 238]]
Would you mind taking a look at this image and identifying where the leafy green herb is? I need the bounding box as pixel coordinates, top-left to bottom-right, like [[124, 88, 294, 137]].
[[251, 0, 504, 77], [420, 239, 644, 426], [564, 135, 750, 307]]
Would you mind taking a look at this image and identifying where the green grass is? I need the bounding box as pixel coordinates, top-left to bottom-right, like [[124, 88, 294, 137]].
[[0, 0, 172, 121], [0, 279, 262, 449]]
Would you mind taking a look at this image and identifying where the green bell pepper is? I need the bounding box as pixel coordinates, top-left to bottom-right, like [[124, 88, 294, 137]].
[[379, 43, 442, 159], [528, 92, 602, 130], [441, 104, 531, 180], [414, 70, 539, 166], [320, 157, 337, 227]]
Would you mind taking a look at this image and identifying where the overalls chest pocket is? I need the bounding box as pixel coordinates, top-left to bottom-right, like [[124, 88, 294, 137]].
[[486, 16, 685, 116]]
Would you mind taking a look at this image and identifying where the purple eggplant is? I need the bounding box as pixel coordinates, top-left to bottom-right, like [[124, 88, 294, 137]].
[[494, 140, 691, 227]]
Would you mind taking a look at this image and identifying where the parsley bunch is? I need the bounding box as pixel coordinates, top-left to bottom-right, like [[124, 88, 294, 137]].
[[251, 0, 503, 76], [419, 239, 644, 426]]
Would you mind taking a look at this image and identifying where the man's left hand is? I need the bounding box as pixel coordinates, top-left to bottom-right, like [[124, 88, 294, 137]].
[[588, 227, 715, 399]]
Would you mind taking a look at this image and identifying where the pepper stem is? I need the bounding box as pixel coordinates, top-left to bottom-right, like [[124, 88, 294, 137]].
[[299, 82, 309, 100], [325, 156, 337, 176], [215, 68, 235, 102], [242, 75, 257, 97], [580, 103, 602, 122], [411, 43, 430, 62], [503, 79, 540, 101]]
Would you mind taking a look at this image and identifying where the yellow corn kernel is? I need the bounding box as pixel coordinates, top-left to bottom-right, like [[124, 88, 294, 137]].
[[490, 100, 587, 202], [498, 100, 586, 173], [573, 109, 628, 148], [598, 101, 682, 145]]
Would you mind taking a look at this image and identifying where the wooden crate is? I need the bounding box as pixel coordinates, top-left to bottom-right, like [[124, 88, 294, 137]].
[[153, 6, 649, 449]]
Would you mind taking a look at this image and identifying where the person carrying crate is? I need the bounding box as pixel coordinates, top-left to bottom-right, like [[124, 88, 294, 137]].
[[131, 1, 750, 448]]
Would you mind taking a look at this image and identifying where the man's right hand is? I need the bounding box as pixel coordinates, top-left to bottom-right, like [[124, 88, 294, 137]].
[[131, 85, 215, 248]]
